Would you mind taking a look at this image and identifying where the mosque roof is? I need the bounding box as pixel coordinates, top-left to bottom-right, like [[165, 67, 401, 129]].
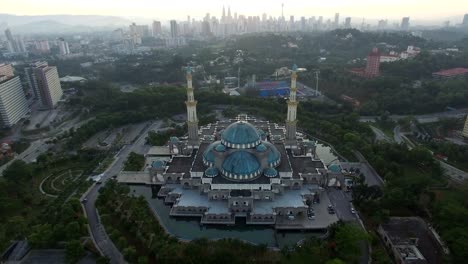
[[221, 121, 261, 148], [202, 141, 221, 166], [222, 151, 261, 178]]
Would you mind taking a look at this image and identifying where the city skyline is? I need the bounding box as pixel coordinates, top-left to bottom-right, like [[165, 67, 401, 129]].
[[2, 0, 468, 22]]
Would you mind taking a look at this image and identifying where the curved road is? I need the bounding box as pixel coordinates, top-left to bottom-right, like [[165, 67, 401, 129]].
[[83, 121, 163, 263]]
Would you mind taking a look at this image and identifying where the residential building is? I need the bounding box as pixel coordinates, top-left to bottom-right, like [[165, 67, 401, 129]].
[[365, 48, 381, 77], [35, 40, 50, 53], [170, 20, 178, 38], [0, 75, 29, 127], [24, 61, 49, 100], [58, 38, 70, 55], [34, 65, 63, 109], [463, 14, 468, 26], [4, 28, 26, 53], [0, 64, 14, 77], [344, 17, 351, 28]]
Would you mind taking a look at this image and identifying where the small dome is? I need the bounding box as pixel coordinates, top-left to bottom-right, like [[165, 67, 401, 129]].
[[205, 167, 219, 177], [222, 151, 261, 180], [264, 167, 278, 177], [221, 121, 261, 149], [203, 141, 221, 166], [170, 137, 179, 144], [328, 164, 341, 173], [264, 142, 281, 167], [215, 144, 226, 152], [256, 143, 267, 152], [152, 160, 166, 169]]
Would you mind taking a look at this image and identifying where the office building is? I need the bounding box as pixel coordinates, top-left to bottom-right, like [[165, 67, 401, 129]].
[[152, 21, 162, 36], [58, 38, 70, 55], [170, 20, 179, 38], [0, 64, 14, 78], [401, 17, 410, 30], [35, 40, 50, 53], [34, 65, 63, 109], [334, 13, 340, 27], [4, 28, 26, 53], [0, 75, 29, 127]]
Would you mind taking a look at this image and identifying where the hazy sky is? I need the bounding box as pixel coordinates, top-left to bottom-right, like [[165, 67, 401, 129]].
[[2, 0, 467, 21]]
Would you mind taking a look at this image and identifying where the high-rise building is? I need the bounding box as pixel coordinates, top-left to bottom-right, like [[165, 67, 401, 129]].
[[345, 17, 352, 28], [0, 75, 29, 127], [4, 28, 26, 53], [58, 38, 70, 55], [401, 17, 410, 30], [33, 65, 63, 109], [152, 21, 162, 36], [35, 40, 50, 53], [365, 48, 381, 77], [463, 14, 468, 26], [463, 115, 468, 138], [170, 20, 178, 38], [24, 61, 48, 100], [0, 64, 14, 78], [334, 13, 340, 27]]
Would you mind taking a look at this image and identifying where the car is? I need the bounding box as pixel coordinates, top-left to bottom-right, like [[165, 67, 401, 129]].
[[351, 208, 356, 214], [111, 175, 118, 179], [81, 198, 88, 203]]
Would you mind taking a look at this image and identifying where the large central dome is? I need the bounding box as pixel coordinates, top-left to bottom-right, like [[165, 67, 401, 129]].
[[221, 121, 261, 149]]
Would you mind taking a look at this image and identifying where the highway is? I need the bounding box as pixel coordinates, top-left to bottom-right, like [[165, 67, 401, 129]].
[[83, 121, 162, 263], [360, 108, 468, 124], [0, 138, 50, 175], [370, 125, 392, 143]]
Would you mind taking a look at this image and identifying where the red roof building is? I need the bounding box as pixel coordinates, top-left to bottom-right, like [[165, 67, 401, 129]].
[[349, 48, 381, 78]]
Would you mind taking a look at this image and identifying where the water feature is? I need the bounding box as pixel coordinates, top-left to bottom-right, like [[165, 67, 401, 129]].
[[129, 143, 339, 247]]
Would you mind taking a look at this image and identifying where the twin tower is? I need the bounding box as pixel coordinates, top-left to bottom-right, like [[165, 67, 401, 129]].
[[184, 66, 299, 146]]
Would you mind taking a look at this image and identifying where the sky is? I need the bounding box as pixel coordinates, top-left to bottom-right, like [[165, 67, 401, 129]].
[[2, 0, 467, 22]]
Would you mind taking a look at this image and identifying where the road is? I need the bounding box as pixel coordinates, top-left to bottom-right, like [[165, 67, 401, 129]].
[[0, 138, 50, 175], [370, 125, 392, 143], [393, 125, 404, 144], [83, 121, 163, 263], [360, 108, 468, 124]]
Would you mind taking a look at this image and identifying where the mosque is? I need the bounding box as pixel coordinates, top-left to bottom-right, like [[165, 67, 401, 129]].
[[119, 66, 339, 229]]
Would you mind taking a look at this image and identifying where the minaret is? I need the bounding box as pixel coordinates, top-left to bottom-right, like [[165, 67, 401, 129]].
[[185, 67, 199, 145], [286, 64, 298, 143]]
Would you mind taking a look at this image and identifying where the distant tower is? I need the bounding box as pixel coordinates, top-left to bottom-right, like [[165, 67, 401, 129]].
[[463, 115, 468, 139], [185, 67, 199, 145], [401, 17, 410, 30], [365, 48, 381, 77], [286, 64, 299, 143], [281, 3, 284, 20]]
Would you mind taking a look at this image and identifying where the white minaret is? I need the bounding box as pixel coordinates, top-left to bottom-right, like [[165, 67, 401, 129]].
[[185, 67, 199, 145], [286, 64, 299, 143]]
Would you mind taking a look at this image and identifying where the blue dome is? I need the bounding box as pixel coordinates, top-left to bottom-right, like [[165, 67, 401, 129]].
[[205, 167, 219, 177], [328, 164, 341, 173], [152, 160, 166, 169], [264, 142, 281, 167], [222, 151, 261, 180], [256, 143, 267, 152], [215, 144, 226, 152], [221, 121, 261, 149], [203, 141, 221, 166], [264, 167, 278, 177]]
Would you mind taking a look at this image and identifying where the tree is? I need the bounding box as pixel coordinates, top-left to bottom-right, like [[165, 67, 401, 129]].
[[65, 240, 85, 264], [333, 223, 369, 263]]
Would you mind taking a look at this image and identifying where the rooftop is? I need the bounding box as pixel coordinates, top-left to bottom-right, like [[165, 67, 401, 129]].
[[432, 68, 468, 77]]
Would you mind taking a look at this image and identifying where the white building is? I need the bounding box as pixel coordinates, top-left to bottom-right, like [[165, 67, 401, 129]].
[[58, 38, 70, 55], [34, 66, 63, 109], [0, 76, 29, 127]]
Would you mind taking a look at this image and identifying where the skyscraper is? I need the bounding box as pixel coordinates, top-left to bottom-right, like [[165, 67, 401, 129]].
[[463, 14, 468, 26], [33, 65, 63, 109], [401, 17, 410, 30], [365, 48, 381, 77], [0, 75, 29, 127], [170, 20, 178, 38], [152, 21, 162, 36], [345, 17, 352, 28], [4, 28, 25, 53], [334, 13, 340, 27]]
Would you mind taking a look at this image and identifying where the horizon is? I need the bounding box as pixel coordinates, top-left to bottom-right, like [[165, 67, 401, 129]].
[[2, 0, 468, 23]]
